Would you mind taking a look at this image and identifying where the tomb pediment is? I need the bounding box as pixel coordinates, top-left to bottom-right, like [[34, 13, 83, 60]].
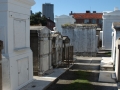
[[63, 36, 70, 43], [14, 0, 35, 6], [30, 26, 50, 33], [103, 10, 120, 15], [30, 26, 51, 38]]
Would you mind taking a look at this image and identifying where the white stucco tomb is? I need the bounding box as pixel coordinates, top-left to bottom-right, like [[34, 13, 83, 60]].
[[110, 22, 120, 82], [51, 32, 63, 67], [30, 26, 53, 75], [100, 31, 103, 41], [55, 15, 75, 34], [115, 39, 120, 81], [0, 0, 35, 90], [99, 22, 120, 83], [112, 22, 120, 67], [102, 7, 120, 50], [62, 24, 97, 56]]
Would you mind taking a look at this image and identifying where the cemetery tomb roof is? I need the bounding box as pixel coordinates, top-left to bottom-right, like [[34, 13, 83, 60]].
[[96, 28, 101, 31], [113, 22, 120, 28], [63, 36, 69, 40], [63, 36, 70, 43], [62, 24, 97, 28], [30, 26, 46, 30], [76, 24, 97, 27], [63, 37, 67, 40], [52, 34, 59, 37]]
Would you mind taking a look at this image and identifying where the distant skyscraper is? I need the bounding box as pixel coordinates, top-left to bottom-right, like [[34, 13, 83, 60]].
[[42, 3, 54, 21]]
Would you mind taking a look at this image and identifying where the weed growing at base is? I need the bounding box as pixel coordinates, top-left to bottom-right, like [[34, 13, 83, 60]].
[[64, 70, 93, 90]]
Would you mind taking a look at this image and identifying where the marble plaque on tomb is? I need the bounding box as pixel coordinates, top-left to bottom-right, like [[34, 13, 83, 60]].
[[14, 19, 26, 49]]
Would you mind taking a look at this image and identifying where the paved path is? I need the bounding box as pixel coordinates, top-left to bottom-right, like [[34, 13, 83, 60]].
[[20, 68, 67, 90], [46, 56, 118, 90], [73, 56, 118, 90]]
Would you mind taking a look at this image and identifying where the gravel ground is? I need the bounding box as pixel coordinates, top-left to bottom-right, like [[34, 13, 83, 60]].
[[46, 52, 117, 90]]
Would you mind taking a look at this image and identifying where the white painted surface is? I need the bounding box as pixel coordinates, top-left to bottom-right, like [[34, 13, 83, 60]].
[[99, 71, 116, 83], [115, 39, 120, 81], [102, 8, 120, 50], [111, 24, 120, 65], [41, 56, 49, 73], [112, 23, 120, 81], [62, 25, 97, 55], [96, 35, 99, 52], [100, 31, 103, 40], [20, 68, 66, 90], [55, 15, 75, 34], [30, 26, 53, 75], [0, 0, 35, 90], [51, 33, 63, 66], [100, 57, 113, 68], [14, 19, 26, 49], [17, 58, 29, 86]]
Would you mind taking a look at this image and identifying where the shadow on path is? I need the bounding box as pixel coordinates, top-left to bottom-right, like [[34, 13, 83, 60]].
[[46, 57, 117, 90]]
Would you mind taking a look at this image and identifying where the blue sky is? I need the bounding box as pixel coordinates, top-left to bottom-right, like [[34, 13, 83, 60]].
[[31, 0, 120, 16]]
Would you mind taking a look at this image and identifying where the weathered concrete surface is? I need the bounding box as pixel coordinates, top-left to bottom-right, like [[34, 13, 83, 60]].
[[46, 56, 117, 90], [112, 23, 120, 82], [62, 24, 97, 56], [102, 8, 120, 50], [71, 56, 101, 70], [99, 71, 116, 83], [117, 82, 120, 90], [20, 68, 67, 90], [51, 33, 63, 67], [100, 57, 113, 71], [0, 0, 35, 90], [112, 22, 120, 66], [30, 26, 52, 75], [98, 57, 116, 83]]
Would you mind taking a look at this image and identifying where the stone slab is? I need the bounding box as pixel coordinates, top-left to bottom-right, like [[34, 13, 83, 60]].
[[112, 73, 116, 79], [20, 68, 67, 90], [117, 82, 120, 90], [100, 57, 114, 70], [99, 71, 116, 83]]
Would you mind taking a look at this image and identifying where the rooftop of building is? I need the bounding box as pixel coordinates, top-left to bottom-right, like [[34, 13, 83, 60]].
[[43, 3, 53, 5], [70, 11, 103, 19]]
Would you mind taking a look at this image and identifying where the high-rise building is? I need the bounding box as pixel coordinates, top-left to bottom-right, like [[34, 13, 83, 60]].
[[42, 3, 54, 21]]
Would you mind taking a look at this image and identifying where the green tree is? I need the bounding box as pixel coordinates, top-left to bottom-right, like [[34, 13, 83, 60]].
[[30, 11, 47, 26], [41, 15, 47, 26]]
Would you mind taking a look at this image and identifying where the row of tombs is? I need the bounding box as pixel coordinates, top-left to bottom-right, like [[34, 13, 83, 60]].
[[0, 22, 102, 89], [0, 24, 100, 90], [99, 22, 120, 83], [30, 26, 74, 76], [0, 26, 74, 90], [62, 24, 99, 56], [110, 22, 120, 82]]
